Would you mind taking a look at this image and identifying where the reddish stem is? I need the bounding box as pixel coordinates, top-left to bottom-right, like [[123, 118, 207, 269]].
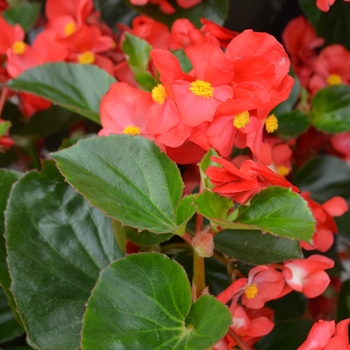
[[227, 328, 252, 350], [0, 86, 8, 117]]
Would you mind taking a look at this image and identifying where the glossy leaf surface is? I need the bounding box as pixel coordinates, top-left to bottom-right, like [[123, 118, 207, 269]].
[[52, 135, 184, 233], [82, 253, 231, 349], [234, 187, 315, 241], [5, 161, 123, 350], [7, 63, 116, 123]]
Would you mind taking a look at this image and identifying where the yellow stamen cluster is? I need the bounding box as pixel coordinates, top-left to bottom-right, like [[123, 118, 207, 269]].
[[265, 114, 278, 133], [77, 51, 95, 64], [152, 84, 166, 104], [189, 80, 214, 98], [277, 165, 290, 177], [244, 284, 258, 299], [122, 125, 141, 135], [12, 41, 26, 55], [64, 22, 76, 36], [326, 73, 342, 86], [233, 111, 250, 129]]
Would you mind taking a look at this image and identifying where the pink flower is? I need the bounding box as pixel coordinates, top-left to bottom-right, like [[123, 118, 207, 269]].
[[282, 255, 334, 298]]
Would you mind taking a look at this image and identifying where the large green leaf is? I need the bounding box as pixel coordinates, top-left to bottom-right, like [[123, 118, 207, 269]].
[[295, 155, 350, 237], [234, 187, 315, 241], [5, 161, 123, 350], [310, 86, 350, 133], [82, 252, 231, 349], [214, 229, 303, 265], [3, 3, 40, 31], [0, 170, 21, 315], [7, 63, 116, 123], [51, 135, 184, 233], [300, 0, 350, 50], [126, 0, 229, 27]]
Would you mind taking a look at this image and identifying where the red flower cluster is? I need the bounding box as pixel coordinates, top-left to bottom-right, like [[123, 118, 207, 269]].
[[215, 255, 334, 349], [100, 29, 293, 165]]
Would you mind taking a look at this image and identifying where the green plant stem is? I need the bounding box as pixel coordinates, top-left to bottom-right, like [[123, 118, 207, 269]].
[[193, 211, 205, 299], [228, 328, 251, 350]]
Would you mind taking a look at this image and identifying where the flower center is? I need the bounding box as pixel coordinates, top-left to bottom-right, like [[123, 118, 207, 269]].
[[265, 114, 278, 133], [12, 41, 26, 55], [277, 165, 290, 177], [78, 51, 95, 64], [122, 125, 141, 135], [64, 22, 76, 36], [233, 111, 250, 129], [244, 284, 258, 299], [189, 80, 214, 98], [326, 73, 342, 86], [152, 84, 166, 104]]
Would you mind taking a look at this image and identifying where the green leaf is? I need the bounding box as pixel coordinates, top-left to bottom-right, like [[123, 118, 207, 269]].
[[255, 318, 313, 350], [0, 121, 11, 138], [277, 110, 310, 139], [19, 106, 82, 138], [175, 194, 197, 235], [122, 33, 152, 74], [0, 287, 23, 343], [310, 85, 350, 133], [82, 252, 231, 349], [126, 0, 229, 27], [3, 3, 40, 31], [337, 279, 350, 321], [295, 155, 350, 238], [234, 187, 315, 241], [198, 148, 218, 190], [214, 229, 303, 265], [299, 0, 350, 50], [5, 161, 124, 350], [194, 191, 234, 229], [172, 50, 193, 73], [51, 135, 184, 233], [7, 62, 116, 123], [0, 170, 21, 317]]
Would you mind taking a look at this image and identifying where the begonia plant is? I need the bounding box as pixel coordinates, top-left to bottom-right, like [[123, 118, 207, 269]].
[[1, 0, 350, 349]]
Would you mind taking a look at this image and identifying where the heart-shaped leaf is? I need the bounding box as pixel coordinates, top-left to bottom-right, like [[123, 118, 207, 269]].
[[51, 135, 184, 233], [234, 187, 315, 241], [7, 63, 116, 123], [3, 3, 40, 31], [82, 252, 231, 349], [5, 161, 123, 350]]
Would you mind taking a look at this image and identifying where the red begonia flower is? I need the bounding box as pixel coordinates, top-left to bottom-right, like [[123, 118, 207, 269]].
[[282, 16, 324, 87], [300, 193, 348, 252], [330, 132, 350, 160], [282, 255, 334, 298], [298, 319, 335, 350], [309, 44, 350, 95], [172, 43, 234, 126], [206, 156, 298, 203], [46, 0, 94, 24], [99, 82, 153, 139]]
